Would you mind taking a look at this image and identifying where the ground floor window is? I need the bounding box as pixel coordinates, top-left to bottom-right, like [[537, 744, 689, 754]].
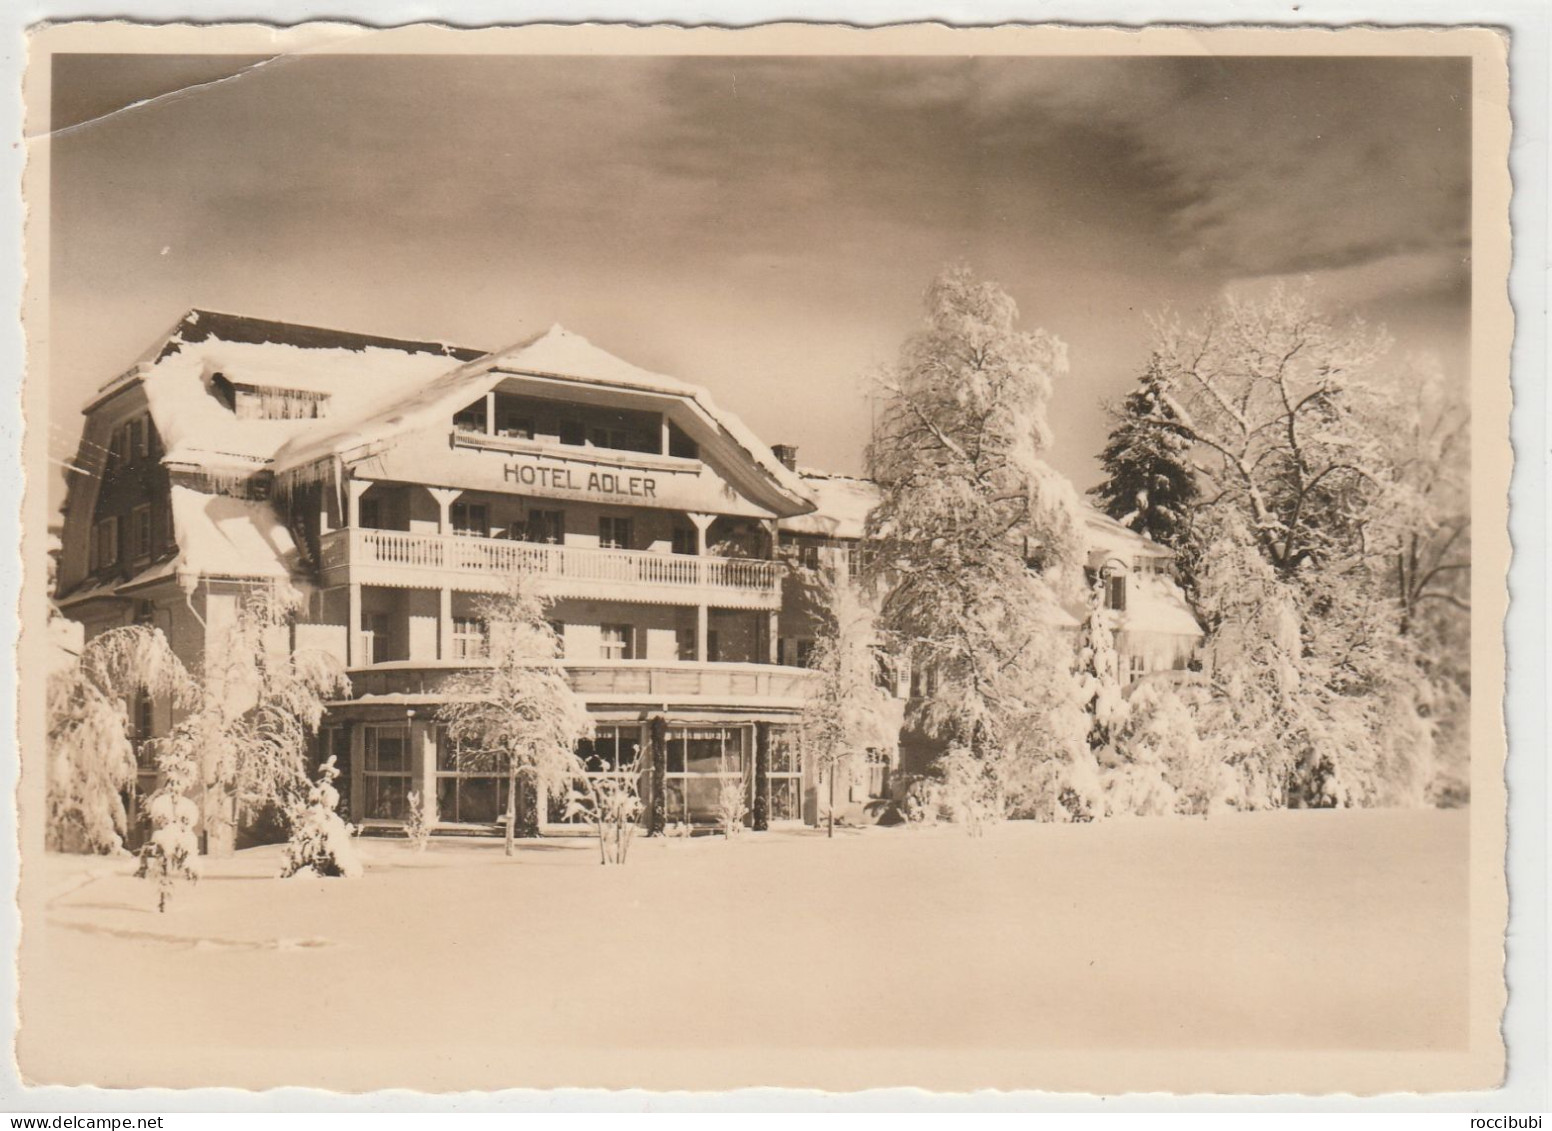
[[436, 728, 506, 825], [549, 725, 645, 824], [865, 748, 890, 800], [663, 725, 748, 826], [320, 723, 350, 817], [767, 727, 803, 821], [363, 724, 412, 820]]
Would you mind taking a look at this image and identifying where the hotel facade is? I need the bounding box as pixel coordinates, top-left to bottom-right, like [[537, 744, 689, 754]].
[[55, 311, 1201, 845]]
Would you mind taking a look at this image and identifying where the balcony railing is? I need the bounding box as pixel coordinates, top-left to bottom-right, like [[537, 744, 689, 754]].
[[319, 527, 782, 603]]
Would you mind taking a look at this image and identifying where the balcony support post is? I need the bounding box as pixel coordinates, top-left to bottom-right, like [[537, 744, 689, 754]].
[[686, 513, 717, 662], [438, 587, 454, 661], [426, 487, 462, 535], [484, 391, 496, 436], [767, 609, 779, 665], [346, 582, 363, 668], [346, 478, 374, 528]]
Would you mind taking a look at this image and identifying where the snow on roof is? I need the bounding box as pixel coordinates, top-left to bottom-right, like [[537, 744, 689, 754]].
[[780, 471, 880, 539], [272, 324, 815, 507], [1118, 574, 1203, 638], [1083, 510, 1175, 562], [109, 310, 487, 471], [168, 485, 297, 581]]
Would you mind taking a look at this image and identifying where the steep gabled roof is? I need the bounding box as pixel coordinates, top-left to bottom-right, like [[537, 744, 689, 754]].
[[271, 324, 816, 515], [152, 309, 485, 365], [88, 309, 490, 473]]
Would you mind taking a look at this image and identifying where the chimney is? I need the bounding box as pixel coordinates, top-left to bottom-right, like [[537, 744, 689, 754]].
[[771, 444, 798, 471]]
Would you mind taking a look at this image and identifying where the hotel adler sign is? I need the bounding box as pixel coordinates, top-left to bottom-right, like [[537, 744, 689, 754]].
[[502, 461, 658, 499]]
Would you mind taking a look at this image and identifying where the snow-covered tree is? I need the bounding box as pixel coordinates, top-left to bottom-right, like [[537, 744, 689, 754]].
[[439, 574, 593, 856], [1141, 284, 1461, 809], [47, 624, 197, 853], [865, 266, 1085, 806], [1090, 355, 1201, 555], [135, 743, 201, 912], [1191, 511, 1307, 808], [403, 789, 432, 853], [279, 755, 363, 878], [1074, 577, 1129, 757], [1145, 283, 1391, 576], [796, 566, 896, 838], [160, 583, 349, 855], [564, 744, 644, 864]]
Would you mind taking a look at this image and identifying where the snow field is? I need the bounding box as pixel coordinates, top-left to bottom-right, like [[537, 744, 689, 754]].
[[20, 808, 1468, 1092]]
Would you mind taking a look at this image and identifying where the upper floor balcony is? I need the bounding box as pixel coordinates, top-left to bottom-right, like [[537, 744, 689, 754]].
[[318, 526, 783, 609]]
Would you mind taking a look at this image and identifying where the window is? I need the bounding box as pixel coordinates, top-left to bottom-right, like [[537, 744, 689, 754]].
[[451, 502, 489, 537], [675, 626, 697, 661], [92, 516, 119, 571], [780, 638, 816, 668], [551, 727, 643, 824], [590, 426, 646, 452], [558, 419, 586, 446], [667, 421, 698, 460], [361, 612, 391, 665], [598, 517, 633, 550], [767, 727, 803, 822], [363, 725, 413, 820], [232, 386, 328, 420], [865, 749, 891, 800], [129, 504, 153, 561], [451, 617, 488, 660], [795, 541, 822, 571], [526, 509, 563, 544], [599, 624, 633, 661], [357, 497, 382, 530], [1105, 573, 1127, 611], [1128, 653, 1147, 682], [706, 630, 720, 664], [662, 726, 749, 827], [453, 399, 487, 433], [130, 690, 156, 770], [436, 729, 506, 825], [319, 725, 350, 816], [125, 417, 146, 460], [671, 527, 698, 556], [496, 413, 534, 439]]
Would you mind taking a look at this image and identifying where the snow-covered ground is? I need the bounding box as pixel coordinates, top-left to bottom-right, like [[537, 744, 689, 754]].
[[18, 809, 1469, 1092]]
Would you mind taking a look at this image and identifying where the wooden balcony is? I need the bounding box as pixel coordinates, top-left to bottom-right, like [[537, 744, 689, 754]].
[[344, 659, 817, 706], [319, 527, 783, 609]]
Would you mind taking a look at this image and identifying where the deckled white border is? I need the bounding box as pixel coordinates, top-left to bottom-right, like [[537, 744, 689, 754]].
[[0, 1, 1544, 1115]]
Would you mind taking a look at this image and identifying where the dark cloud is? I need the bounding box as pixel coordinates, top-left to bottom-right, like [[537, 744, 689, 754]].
[[47, 52, 1473, 511]]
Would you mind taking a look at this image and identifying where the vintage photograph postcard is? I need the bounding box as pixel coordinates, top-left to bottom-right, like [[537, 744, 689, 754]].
[[16, 21, 1511, 1096]]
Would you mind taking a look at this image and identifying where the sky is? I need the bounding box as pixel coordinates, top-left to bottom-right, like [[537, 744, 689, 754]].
[[46, 51, 1471, 512]]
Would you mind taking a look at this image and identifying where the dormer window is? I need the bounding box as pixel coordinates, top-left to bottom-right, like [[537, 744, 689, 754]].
[[211, 373, 329, 420]]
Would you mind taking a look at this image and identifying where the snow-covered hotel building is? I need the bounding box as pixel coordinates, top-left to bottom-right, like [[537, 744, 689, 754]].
[[56, 311, 1200, 842]]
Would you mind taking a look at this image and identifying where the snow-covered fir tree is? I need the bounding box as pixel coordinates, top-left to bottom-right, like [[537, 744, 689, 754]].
[[1090, 354, 1201, 557], [439, 573, 593, 855], [865, 266, 1086, 817], [279, 755, 363, 878], [46, 624, 197, 853]]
